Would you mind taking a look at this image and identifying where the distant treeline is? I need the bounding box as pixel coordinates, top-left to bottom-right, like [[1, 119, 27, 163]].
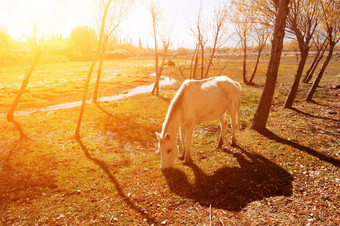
[[1, 27, 339, 65]]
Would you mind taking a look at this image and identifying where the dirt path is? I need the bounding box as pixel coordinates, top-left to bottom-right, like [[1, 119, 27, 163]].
[[0, 75, 175, 118]]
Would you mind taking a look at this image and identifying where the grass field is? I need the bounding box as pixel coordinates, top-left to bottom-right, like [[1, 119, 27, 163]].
[[0, 56, 339, 224]]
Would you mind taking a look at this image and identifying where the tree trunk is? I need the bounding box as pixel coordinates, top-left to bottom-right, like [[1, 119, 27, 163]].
[[303, 43, 327, 83], [151, 16, 159, 96], [193, 45, 200, 80], [251, 0, 290, 131], [93, 39, 108, 103], [152, 45, 169, 95], [242, 35, 248, 84], [190, 45, 198, 79], [200, 43, 204, 79], [7, 53, 39, 121], [93, 51, 104, 103], [303, 49, 321, 83], [75, 0, 112, 139], [306, 43, 335, 101], [204, 42, 217, 79], [249, 47, 263, 84], [284, 50, 308, 108]]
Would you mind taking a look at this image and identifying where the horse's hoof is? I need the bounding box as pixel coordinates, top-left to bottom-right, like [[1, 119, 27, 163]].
[[178, 156, 184, 161], [231, 141, 237, 147], [183, 158, 193, 166], [216, 145, 223, 150]]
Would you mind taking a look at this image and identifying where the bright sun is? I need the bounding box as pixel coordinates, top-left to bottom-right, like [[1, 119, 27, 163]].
[[0, 0, 224, 48], [0, 0, 96, 41]]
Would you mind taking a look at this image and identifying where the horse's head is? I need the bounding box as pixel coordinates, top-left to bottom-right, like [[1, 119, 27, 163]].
[[155, 132, 178, 171]]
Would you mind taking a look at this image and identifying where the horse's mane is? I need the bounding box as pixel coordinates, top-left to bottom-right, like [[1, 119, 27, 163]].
[[162, 82, 187, 134]]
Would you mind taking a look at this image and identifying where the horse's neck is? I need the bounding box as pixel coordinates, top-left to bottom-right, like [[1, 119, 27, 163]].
[[163, 108, 181, 138]]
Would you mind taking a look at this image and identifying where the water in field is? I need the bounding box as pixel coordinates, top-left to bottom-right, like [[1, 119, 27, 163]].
[[0, 75, 175, 117]]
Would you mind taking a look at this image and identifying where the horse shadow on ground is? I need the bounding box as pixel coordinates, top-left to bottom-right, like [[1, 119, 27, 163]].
[[260, 129, 340, 167], [163, 145, 293, 211]]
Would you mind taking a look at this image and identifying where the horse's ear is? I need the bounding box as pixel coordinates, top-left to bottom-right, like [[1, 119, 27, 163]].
[[165, 133, 170, 140], [155, 132, 161, 140]]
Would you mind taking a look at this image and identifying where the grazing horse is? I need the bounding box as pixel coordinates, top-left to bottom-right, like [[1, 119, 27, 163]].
[[155, 76, 241, 171]]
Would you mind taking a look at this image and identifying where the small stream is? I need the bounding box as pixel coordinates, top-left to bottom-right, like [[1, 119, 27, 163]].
[[0, 75, 175, 117]]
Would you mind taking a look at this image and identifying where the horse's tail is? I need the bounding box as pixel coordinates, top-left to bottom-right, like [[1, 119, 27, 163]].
[[235, 97, 241, 131], [234, 82, 241, 131], [233, 80, 242, 91]]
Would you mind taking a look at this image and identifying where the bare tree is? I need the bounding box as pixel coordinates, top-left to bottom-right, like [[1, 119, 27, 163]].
[[75, 0, 112, 139], [251, 0, 290, 131], [190, 44, 199, 79], [204, 3, 229, 78], [7, 53, 39, 122], [151, 36, 171, 95], [188, 4, 208, 80], [199, 25, 207, 80], [249, 25, 271, 84], [150, 1, 162, 96], [306, 0, 340, 101], [283, 0, 320, 108], [7, 25, 40, 122], [251, 0, 279, 27], [232, 0, 253, 84], [93, 0, 134, 103], [302, 35, 328, 83]]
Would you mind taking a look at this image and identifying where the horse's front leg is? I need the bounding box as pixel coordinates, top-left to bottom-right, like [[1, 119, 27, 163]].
[[179, 125, 186, 161], [183, 124, 194, 165]]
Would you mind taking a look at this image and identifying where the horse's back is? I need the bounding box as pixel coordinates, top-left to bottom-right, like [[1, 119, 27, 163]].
[[179, 76, 241, 122], [183, 76, 240, 99]]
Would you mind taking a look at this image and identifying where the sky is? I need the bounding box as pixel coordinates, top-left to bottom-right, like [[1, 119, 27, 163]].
[[0, 0, 236, 49]]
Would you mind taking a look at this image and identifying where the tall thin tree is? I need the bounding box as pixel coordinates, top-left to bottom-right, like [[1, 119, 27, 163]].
[[306, 0, 340, 101], [75, 0, 112, 139], [150, 2, 161, 96], [249, 25, 271, 84], [93, 0, 133, 103], [204, 3, 229, 79], [302, 36, 328, 83], [7, 25, 40, 121], [283, 0, 320, 108], [251, 0, 290, 131], [232, 0, 253, 84]]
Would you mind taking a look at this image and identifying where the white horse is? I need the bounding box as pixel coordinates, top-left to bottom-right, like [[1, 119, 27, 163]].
[[155, 76, 241, 171]]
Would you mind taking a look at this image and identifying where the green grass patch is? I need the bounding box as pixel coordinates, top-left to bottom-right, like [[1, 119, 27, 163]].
[[0, 56, 339, 224]]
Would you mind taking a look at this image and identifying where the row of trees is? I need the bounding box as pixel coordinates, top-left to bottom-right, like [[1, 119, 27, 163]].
[[0, 26, 138, 63], [151, 0, 338, 130], [5, 0, 134, 139], [6, 0, 340, 137], [227, 0, 339, 129]]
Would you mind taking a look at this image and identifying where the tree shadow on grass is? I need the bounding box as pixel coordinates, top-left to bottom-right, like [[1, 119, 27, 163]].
[[1, 117, 28, 171], [7, 117, 28, 141], [260, 129, 340, 167], [163, 145, 293, 211], [0, 140, 58, 208], [291, 107, 340, 123], [95, 102, 116, 118], [76, 137, 157, 224]]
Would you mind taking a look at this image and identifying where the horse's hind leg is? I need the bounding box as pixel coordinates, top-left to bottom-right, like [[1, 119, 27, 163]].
[[183, 124, 194, 165], [229, 107, 238, 146], [217, 115, 227, 149]]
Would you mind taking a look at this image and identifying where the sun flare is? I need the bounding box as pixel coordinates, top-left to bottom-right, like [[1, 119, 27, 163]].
[[0, 0, 96, 41]]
